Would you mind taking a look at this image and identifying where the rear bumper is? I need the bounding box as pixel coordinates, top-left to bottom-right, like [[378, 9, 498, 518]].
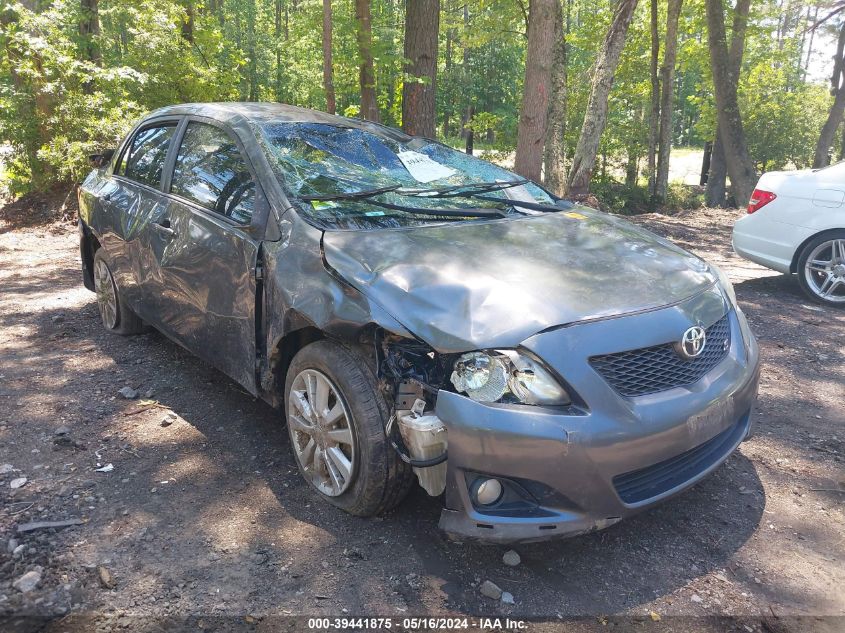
[[732, 215, 810, 274], [435, 295, 761, 543]]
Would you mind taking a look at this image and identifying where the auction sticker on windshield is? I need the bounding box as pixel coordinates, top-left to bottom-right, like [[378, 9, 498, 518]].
[[397, 150, 456, 183]]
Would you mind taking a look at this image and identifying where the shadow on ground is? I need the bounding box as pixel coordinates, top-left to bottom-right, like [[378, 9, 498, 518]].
[[4, 214, 843, 628], [1, 291, 766, 620]]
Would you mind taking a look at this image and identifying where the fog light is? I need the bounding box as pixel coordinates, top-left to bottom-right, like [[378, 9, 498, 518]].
[[474, 478, 503, 506]]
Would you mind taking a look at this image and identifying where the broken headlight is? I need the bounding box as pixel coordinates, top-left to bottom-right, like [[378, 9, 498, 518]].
[[450, 350, 571, 405]]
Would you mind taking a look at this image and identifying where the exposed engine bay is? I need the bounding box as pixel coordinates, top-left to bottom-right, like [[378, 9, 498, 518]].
[[377, 333, 454, 497]]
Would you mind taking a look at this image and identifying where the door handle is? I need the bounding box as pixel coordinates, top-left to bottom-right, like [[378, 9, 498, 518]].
[[151, 220, 176, 239]]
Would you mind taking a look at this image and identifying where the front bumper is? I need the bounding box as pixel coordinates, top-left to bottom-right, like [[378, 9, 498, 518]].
[[435, 288, 761, 543]]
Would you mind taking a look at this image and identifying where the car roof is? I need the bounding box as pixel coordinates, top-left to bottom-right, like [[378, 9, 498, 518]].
[[146, 102, 409, 137]]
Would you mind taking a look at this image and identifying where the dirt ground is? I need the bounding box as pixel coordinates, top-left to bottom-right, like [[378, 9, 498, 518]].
[[0, 201, 843, 633]]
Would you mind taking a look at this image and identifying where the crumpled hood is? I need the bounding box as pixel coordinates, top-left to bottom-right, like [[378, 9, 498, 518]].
[[322, 209, 716, 352]]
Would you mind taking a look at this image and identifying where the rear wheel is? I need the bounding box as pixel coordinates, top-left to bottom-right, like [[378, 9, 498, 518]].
[[284, 340, 413, 516], [797, 231, 845, 308], [93, 250, 147, 334]]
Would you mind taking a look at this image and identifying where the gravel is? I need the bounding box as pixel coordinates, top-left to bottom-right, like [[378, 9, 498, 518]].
[[0, 207, 842, 625], [502, 550, 521, 567], [12, 568, 43, 593], [479, 580, 503, 600]]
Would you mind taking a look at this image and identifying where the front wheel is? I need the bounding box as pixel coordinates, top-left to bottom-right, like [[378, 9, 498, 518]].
[[797, 231, 845, 308], [284, 340, 413, 516]]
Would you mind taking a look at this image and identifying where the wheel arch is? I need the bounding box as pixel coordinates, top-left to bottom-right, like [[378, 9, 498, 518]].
[[266, 325, 326, 407], [790, 227, 845, 273], [80, 223, 102, 292], [263, 320, 388, 408]]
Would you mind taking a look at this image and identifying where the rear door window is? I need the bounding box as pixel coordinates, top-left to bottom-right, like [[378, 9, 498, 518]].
[[118, 124, 176, 188], [170, 122, 256, 225]]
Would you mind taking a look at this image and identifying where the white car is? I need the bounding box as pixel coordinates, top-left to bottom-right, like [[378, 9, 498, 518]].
[[732, 162, 845, 307]]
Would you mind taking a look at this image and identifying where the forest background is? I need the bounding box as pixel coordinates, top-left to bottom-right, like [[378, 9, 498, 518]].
[[1, 0, 844, 212]]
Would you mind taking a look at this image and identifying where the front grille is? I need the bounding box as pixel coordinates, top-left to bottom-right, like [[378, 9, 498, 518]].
[[612, 411, 749, 504], [590, 314, 731, 397]]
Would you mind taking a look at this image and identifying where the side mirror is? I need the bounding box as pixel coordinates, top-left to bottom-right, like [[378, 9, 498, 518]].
[[89, 149, 115, 169]]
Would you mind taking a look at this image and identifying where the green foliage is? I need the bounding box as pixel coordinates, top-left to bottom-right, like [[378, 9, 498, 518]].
[[590, 181, 652, 214], [740, 52, 831, 171], [666, 181, 704, 210], [0, 0, 236, 192], [0, 0, 837, 207]]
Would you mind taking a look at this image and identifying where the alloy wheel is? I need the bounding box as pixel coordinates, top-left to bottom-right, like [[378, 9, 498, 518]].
[[93, 257, 119, 329], [804, 238, 845, 304], [287, 369, 356, 497]]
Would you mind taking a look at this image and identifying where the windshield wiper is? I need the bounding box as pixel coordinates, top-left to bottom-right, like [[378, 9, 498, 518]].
[[366, 198, 507, 218], [404, 179, 529, 198], [301, 184, 401, 202], [468, 193, 572, 213], [300, 179, 531, 203]]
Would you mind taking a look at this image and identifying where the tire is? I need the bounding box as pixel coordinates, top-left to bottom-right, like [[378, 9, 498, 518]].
[[284, 340, 413, 516], [92, 250, 147, 335], [796, 230, 845, 308]]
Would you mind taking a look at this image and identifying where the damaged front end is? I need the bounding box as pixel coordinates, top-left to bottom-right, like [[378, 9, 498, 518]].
[[377, 334, 453, 497], [251, 113, 759, 543], [374, 334, 576, 500]]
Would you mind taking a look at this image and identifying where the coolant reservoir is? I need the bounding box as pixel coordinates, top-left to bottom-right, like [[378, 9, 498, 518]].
[[398, 412, 448, 496]]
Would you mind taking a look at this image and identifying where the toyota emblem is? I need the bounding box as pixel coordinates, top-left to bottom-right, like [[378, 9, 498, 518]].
[[675, 325, 707, 359]]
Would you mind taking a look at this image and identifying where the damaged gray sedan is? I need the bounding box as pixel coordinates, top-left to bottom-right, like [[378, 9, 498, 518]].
[[78, 103, 760, 542]]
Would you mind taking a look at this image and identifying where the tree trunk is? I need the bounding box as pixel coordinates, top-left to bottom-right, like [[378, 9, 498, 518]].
[[275, 0, 283, 101], [402, 0, 440, 136], [543, 0, 567, 196], [459, 3, 471, 141], [813, 23, 845, 168], [355, 0, 380, 122], [705, 0, 756, 207], [803, 5, 819, 80], [567, 0, 639, 195], [514, 0, 560, 181], [705, 133, 729, 205], [654, 0, 683, 202], [625, 104, 644, 187], [705, 0, 750, 206], [814, 92, 845, 168], [840, 121, 845, 161], [464, 106, 474, 154], [322, 0, 336, 113], [79, 0, 101, 64], [700, 140, 712, 185], [180, 0, 194, 44], [246, 0, 257, 101], [646, 0, 658, 198], [442, 6, 454, 138]]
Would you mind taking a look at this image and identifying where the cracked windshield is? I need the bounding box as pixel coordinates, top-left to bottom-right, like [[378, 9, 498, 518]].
[[257, 122, 556, 229]]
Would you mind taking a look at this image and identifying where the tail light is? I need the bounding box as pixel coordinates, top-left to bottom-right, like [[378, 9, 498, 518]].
[[747, 189, 776, 214]]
